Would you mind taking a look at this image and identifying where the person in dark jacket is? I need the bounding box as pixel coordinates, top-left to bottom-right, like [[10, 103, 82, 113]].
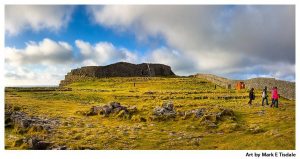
[[248, 88, 255, 105], [262, 86, 269, 106]]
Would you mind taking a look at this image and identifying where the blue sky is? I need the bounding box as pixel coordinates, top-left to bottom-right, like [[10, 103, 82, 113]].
[[4, 5, 295, 86], [5, 5, 165, 55]]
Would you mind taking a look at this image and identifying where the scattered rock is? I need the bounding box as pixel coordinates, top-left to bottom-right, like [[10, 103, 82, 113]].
[[26, 137, 52, 150], [195, 108, 206, 118], [84, 102, 137, 119], [7, 109, 59, 133], [201, 113, 218, 123], [152, 101, 176, 121]]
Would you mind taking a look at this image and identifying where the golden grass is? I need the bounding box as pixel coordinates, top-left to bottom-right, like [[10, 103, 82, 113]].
[[5, 77, 295, 149]]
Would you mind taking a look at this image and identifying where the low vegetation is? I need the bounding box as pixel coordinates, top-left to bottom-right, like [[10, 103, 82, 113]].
[[5, 77, 295, 149]]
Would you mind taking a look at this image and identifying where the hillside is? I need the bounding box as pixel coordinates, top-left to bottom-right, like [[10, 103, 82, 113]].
[[5, 77, 295, 150]]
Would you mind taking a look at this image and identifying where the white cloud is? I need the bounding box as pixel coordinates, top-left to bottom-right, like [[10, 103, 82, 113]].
[[87, 5, 295, 81], [5, 38, 140, 86], [4, 38, 75, 86], [146, 47, 196, 75], [4, 65, 71, 86], [75, 40, 138, 66], [5, 38, 74, 66], [5, 5, 74, 35]]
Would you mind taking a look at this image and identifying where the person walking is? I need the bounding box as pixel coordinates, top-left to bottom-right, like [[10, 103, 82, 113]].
[[272, 87, 279, 108], [262, 86, 269, 106], [248, 88, 255, 105]]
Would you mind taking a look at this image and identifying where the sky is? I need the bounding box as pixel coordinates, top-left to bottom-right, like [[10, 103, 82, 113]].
[[4, 5, 295, 86]]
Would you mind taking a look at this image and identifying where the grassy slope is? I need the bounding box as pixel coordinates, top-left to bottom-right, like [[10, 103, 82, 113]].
[[5, 77, 295, 149]]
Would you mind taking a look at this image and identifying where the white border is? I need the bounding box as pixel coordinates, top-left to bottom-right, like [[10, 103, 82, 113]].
[[0, 1, 298, 159]]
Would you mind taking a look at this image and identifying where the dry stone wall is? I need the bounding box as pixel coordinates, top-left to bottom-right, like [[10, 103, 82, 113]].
[[194, 74, 295, 100]]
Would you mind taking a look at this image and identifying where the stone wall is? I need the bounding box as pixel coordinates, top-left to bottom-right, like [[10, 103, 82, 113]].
[[244, 78, 295, 100], [59, 62, 175, 87], [194, 74, 295, 100], [193, 74, 236, 89]]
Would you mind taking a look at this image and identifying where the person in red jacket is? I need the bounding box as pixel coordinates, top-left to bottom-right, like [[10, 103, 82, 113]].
[[270, 87, 279, 108]]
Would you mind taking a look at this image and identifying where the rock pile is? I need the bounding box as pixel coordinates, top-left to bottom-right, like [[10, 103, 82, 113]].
[[178, 106, 236, 128], [26, 137, 52, 150], [8, 111, 59, 132], [5, 105, 60, 133], [82, 102, 138, 118], [199, 107, 235, 128], [152, 101, 177, 121], [179, 108, 206, 120], [5, 105, 60, 150]]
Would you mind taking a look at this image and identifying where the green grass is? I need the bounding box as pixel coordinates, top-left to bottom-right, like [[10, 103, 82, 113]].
[[5, 77, 295, 149]]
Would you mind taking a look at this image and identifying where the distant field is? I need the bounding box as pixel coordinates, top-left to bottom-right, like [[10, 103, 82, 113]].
[[5, 77, 295, 150]]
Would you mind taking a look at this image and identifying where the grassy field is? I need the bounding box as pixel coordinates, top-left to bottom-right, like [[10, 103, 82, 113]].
[[5, 77, 295, 150]]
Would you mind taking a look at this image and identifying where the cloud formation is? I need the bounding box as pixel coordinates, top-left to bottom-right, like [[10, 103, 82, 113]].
[[5, 38, 139, 85], [88, 5, 295, 80], [75, 40, 138, 66], [5, 5, 74, 35], [5, 38, 74, 66], [4, 5, 295, 86]]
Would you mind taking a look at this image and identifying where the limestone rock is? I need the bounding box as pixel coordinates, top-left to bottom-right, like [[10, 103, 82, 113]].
[[86, 102, 137, 118], [8, 110, 59, 132], [27, 137, 51, 150], [152, 101, 176, 121]]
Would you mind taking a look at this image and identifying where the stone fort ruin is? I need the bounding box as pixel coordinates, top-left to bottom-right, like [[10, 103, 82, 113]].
[[59, 62, 175, 87]]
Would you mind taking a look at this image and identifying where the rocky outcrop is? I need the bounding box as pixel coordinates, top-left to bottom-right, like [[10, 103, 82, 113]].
[[5, 105, 60, 133], [193, 74, 295, 100], [152, 101, 177, 121], [77, 102, 137, 119], [5, 104, 60, 150], [60, 62, 175, 87], [7, 111, 60, 132]]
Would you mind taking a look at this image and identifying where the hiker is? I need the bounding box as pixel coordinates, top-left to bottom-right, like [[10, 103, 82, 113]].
[[248, 88, 255, 105], [262, 86, 269, 106], [270, 87, 279, 108]]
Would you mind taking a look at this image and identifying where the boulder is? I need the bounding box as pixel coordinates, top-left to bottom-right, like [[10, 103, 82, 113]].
[[152, 101, 176, 121], [110, 102, 121, 108], [199, 107, 236, 128], [27, 137, 51, 150], [86, 102, 137, 118]]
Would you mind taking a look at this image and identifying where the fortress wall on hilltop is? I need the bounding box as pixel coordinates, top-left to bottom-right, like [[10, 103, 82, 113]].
[[59, 62, 175, 87]]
